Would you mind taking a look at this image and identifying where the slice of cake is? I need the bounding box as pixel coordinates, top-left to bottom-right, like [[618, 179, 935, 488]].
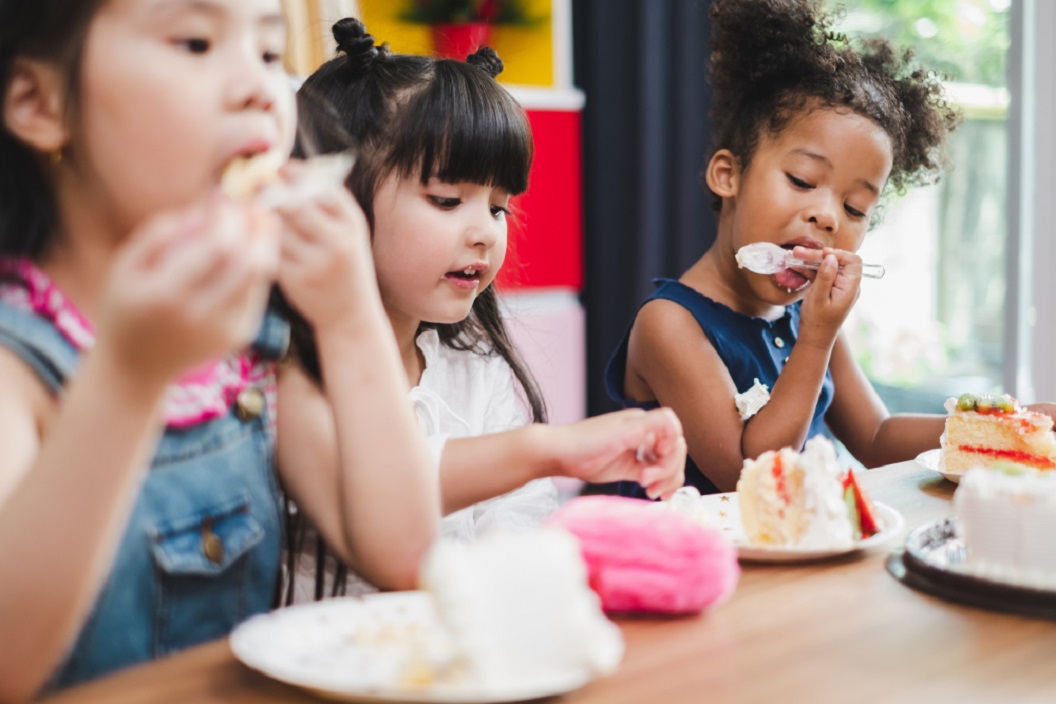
[[736, 437, 878, 549], [940, 393, 1056, 475], [221, 150, 285, 201], [419, 528, 624, 694], [954, 464, 1056, 589]]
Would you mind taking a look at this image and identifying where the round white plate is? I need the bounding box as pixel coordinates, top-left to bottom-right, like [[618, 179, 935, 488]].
[[695, 492, 904, 563], [230, 592, 592, 703], [915, 448, 961, 484]]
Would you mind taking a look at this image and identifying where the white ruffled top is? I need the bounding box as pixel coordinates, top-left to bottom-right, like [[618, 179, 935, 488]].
[[412, 329, 559, 542]]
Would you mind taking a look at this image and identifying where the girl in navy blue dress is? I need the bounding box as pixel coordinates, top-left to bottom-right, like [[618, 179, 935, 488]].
[[607, 0, 965, 494]]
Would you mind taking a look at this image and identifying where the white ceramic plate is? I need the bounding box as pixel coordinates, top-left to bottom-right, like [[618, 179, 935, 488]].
[[230, 592, 592, 703], [915, 448, 961, 484], [694, 493, 904, 563]]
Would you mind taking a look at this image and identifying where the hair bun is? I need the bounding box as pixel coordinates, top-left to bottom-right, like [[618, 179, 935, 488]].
[[466, 47, 503, 78], [333, 17, 378, 74]]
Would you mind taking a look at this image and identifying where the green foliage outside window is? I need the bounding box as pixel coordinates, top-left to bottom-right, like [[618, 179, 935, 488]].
[[834, 0, 1010, 87]]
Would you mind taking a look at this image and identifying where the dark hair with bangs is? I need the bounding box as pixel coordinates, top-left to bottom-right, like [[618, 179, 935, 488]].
[[277, 17, 542, 603], [705, 0, 961, 215], [291, 17, 545, 423], [0, 0, 104, 260]]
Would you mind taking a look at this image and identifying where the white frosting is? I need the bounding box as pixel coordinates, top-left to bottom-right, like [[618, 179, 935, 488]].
[[734, 378, 771, 421], [954, 466, 1056, 589], [658, 486, 718, 528], [420, 528, 624, 693], [735, 243, 787, 274], [796, 438, 855, 549]]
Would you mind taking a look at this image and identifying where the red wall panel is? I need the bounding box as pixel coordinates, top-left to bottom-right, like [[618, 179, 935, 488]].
[[497, 108, 583, 291]]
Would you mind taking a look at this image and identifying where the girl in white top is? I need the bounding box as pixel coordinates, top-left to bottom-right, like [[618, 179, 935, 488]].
[[287, 19, 687, 594], [410, 327, 559, 541]]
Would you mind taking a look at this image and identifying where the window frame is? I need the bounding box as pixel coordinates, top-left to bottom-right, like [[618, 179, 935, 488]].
[[1009, 0, 1056, 401]]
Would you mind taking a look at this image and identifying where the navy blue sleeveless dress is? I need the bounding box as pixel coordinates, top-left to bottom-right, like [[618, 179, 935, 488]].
[[605, 278, 834, 496]]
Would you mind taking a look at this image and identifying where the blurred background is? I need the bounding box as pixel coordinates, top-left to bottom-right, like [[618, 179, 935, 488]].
[[282, 0, 1056, 423]]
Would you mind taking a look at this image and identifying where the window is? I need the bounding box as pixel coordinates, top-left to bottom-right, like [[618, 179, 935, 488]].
[[836, 0, 1019, 412]]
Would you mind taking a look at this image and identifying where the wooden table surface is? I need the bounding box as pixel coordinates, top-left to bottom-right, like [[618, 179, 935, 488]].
[[39, 461, 1056, 704]]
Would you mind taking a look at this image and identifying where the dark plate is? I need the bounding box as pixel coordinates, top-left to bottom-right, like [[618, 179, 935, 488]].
[[886, 517, 1056, 619]]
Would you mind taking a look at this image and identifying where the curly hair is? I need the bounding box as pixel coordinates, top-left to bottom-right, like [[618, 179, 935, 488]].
[[706, 0, 961, 210]]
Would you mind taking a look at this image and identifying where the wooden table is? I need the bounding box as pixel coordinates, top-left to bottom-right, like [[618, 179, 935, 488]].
[[39, 462, 1056, 704]]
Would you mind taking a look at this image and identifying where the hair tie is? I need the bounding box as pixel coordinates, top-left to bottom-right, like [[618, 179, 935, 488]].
[[466, 47, 503, 78], [332, 17, 378, 74]]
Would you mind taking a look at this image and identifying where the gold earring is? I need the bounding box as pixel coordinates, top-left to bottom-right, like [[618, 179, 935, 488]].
[[50, 148, 63, 166]]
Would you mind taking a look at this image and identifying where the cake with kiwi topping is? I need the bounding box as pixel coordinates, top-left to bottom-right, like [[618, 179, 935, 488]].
[[939, 393, 1056, 477]]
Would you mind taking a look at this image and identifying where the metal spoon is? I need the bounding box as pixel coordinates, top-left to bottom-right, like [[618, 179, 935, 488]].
[[735, 242, 886, 279]]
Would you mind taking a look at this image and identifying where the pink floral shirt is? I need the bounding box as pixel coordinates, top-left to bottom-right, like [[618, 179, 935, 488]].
[[0, 257, 278, 429]]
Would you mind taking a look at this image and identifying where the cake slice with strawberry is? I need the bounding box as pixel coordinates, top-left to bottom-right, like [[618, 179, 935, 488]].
[[736, 437, 881, 549], [842, 469, 879, 540]]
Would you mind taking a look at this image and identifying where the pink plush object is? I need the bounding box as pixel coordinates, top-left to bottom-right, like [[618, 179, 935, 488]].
[[547, 495, 739, 614]]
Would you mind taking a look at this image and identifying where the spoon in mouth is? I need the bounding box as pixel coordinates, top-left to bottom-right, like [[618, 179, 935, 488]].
[[735, 242, 886, 279]]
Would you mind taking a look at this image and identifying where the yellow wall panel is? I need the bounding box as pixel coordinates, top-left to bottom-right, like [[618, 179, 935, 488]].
[[358, 0, 554, 87]]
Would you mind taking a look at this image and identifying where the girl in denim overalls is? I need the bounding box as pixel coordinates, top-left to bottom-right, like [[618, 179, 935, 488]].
[[0, 1, 441, 698]]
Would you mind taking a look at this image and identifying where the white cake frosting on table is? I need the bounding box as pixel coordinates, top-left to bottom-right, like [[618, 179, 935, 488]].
[[954, 465, 1056, 589], [419, 527, 624, 693]]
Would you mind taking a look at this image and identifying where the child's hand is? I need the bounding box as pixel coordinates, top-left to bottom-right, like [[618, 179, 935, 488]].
[[97, 195, 279, 389], [551, 408, 687, 499], [794, 246, 862, 350], [274, 163, 374, 329], [1025, 402, 1056, 427]]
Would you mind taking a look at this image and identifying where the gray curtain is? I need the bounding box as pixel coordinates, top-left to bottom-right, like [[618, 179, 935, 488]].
[[573, 0, 718, 415]]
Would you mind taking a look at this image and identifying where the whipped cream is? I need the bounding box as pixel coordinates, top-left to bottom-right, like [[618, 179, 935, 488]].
[[420, 528, 623, 693], [660, 486, 719, 528], [734, 378, 771, 421], [796, 437, 855, 550], [735, 242, 786, 274]]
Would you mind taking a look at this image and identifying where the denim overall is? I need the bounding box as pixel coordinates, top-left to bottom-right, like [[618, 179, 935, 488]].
[[0, 301, 289, 689]]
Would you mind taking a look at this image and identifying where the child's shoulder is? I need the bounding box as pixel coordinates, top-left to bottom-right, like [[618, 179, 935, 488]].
[[635, 278, 755, 331], [629, 290, 714, 364]]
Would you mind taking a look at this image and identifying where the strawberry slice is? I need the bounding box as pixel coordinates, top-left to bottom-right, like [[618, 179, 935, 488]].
[[843, 470, 880, 538]]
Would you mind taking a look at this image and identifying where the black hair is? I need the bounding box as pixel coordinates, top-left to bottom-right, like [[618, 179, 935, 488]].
[[0, 0, 104, 259], [291, 17, 545, 423], [705, 0, 961, 212]]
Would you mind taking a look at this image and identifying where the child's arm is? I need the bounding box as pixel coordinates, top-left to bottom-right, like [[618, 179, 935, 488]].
[[0, 201, 276, 702], [437, 408, 686, 509], [627, 254, 855, 491], [825, 334, 944, 466], [626, 300, 758, 491], [0, 346, 166, 703], [273, 176, 438, 592]]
